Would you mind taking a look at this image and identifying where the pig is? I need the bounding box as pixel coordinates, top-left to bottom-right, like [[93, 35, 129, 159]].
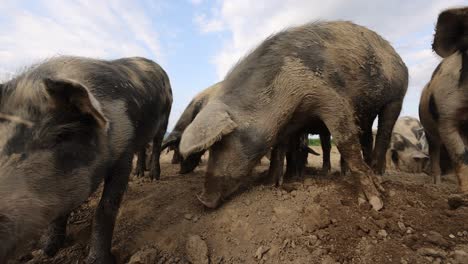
[[378, 117, 430, 173], [419, 6, 468, 201], [162, 82, 222, 174], [269, 127, 331, 187], [386, 132, 429, 173], [179, 21, 408, 211], [393, 116, 428, 154], [0, 56, 172, 263]]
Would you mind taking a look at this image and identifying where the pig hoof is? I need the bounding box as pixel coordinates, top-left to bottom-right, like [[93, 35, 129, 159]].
[[133, 169, 144, 178], [42, 239, 64, 257], [448, 194, 468, 210], [85, 252, 116, 264], [148, 167, 161, 181], [196, 193, 220, 209]]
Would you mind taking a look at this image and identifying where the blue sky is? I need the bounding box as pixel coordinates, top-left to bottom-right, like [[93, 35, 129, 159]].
[[0, 0, 467, 129]]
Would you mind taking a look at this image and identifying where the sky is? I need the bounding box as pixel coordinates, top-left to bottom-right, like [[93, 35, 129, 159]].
[[0, 0, 467, 130]]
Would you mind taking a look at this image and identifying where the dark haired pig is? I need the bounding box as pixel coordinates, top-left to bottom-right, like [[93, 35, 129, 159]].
[[0, 56, 172, 263], [162, 82, 222, 174], [420, 7, 468, 205], [180, 21, 408, 211], [269, 129, 329, 187]]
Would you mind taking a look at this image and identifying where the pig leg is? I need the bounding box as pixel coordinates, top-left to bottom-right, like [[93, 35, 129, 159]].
[[150, 115, 170, 181], [373, 101, 402, 175], [133, 149, 146, 177], [360, 123, 374, 166], [42, 213, 69, 256], [86, 153, 132, 264], [285, 136, 303, 179], [340, 157, 349, 176], [268, 144, 286, 186], [427, 136, 442, 184], [320, 131, 331, 175], [438, 120, 468, 191], [321, 108, 383, 211]]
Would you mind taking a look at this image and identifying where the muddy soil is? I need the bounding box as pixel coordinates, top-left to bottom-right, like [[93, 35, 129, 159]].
[[12, 147, 468, 264]]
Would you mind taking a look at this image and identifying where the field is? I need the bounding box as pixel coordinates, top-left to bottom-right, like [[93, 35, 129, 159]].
[[13, 147, 468, 264]]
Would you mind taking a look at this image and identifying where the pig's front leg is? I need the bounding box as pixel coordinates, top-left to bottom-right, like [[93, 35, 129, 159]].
[[86, 153, 132, 264], [42, 213, 69, 257]]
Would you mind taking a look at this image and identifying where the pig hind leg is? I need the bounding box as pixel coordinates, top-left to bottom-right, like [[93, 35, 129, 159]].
[[438, 119, 468, 193], [41, 213, 70, 257], [427, 135, 442, 184], [360, 120, 375, 166], [86, 152, 132, 264], [149, 116, 170, 181], [134, 148, 147, 177], [320, 131, 332, 175], [372, 101, 402, 175]]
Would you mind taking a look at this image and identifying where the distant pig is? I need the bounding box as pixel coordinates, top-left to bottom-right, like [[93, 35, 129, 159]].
[[383, 117, 430, 173], [0, 56, 172, 263], [393, 116, 428, 154], [387, 132, 429, 173], [419, 7, 468, 196], [162, 82, 222, 174], [180, 21, 408, 211]]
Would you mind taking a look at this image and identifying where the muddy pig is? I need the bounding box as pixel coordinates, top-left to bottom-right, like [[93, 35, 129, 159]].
[[180, 21, 408, 211], [419, 7, 468, 202], [162, 82, 222, 174], [0, 56, 172, 263]]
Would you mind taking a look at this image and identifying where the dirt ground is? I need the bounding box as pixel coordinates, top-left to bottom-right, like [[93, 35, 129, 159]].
[[12, 147, 468, 264]]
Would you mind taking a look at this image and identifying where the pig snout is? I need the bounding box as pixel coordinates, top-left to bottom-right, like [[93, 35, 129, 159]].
[[0, 191, 52, 261]]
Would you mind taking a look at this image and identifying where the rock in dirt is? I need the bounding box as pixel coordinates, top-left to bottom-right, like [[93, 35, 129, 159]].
[[451, 250, 468, 264], [255, 246, 270, 260], [303, 205, 331, 232], [128, 247, 160, 264], [321, 255, 338, 264], [184, 214, 193, 220], [425, 231, 450, 248], [417, 247, 447, 259], [378, 229, 388, 238], [186, 235, 209, 264]]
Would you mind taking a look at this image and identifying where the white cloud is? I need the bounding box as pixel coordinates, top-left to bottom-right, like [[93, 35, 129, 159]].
[[0, 0, 164, 74], [195, 0, 465, 117], [194, 14, 225, 33]]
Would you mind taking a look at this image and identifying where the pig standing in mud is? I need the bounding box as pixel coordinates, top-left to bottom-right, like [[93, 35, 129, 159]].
[[162, 82, 222, 174], [180, 21, 408, 211], [420, 7, 468, 206], [0, 56, 172, 263], [384, 117, 429, 173], [269, 128, 329, 187]]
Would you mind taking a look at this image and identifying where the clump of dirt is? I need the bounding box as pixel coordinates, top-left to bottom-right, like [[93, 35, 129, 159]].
[[11, 148, 468, 264]]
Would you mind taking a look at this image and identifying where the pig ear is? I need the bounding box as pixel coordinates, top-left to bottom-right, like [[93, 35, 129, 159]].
[[179, 102, 237, 158], [432, 7, 468, 58], [43, 78, 109, 130], [161, 131, 181, 151]]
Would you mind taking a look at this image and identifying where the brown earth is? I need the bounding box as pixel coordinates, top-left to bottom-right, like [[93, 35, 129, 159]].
[[11, 147, 468, 264]]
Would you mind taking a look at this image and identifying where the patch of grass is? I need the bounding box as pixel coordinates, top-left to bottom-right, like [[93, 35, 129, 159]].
[[308, 138, 335, 146]]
